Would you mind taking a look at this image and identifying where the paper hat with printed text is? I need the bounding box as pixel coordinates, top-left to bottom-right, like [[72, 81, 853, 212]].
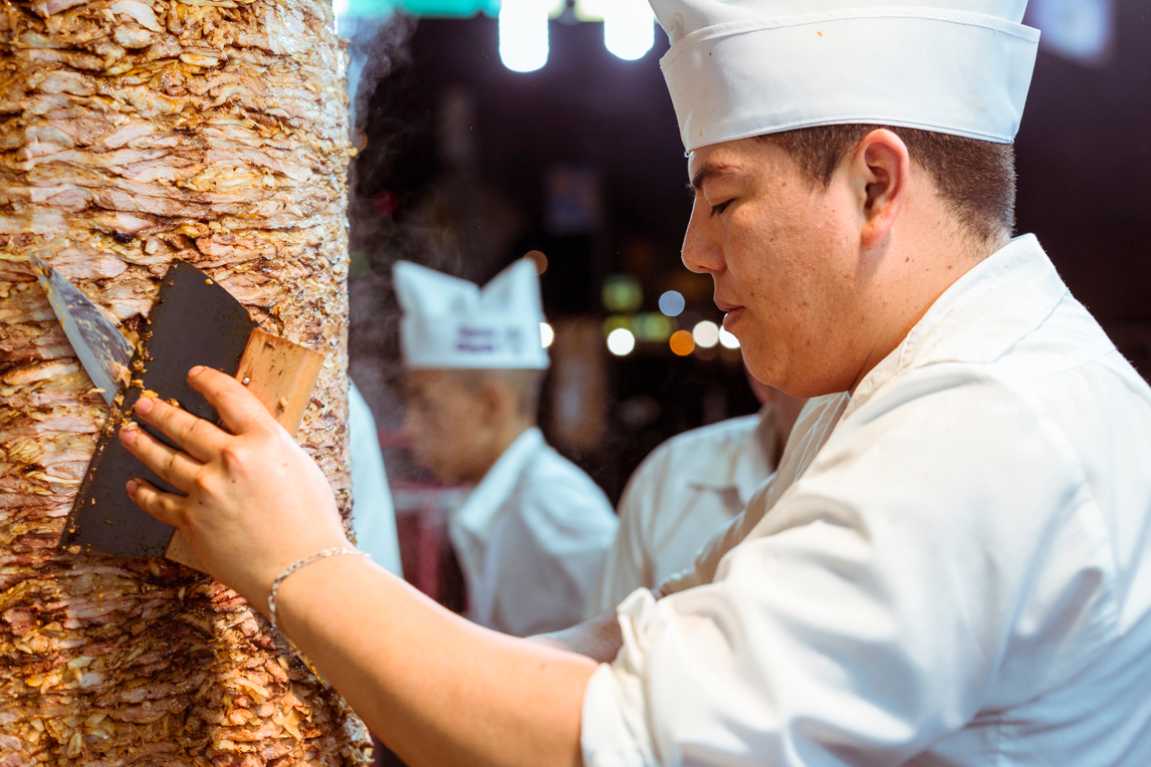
[[394, 259, 549, 370]]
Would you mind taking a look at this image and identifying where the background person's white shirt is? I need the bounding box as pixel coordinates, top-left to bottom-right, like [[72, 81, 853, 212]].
[[450, 427, 617, 637], [348, 382, 403, 576], [593, 410, 778, 616], [581, 235, 1151, 766]]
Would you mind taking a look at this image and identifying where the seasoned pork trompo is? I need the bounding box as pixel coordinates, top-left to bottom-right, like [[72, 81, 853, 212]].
[[0, 0, 368, 763]]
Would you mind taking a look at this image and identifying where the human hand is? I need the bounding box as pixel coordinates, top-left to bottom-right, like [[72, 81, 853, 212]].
[[118, 366, 351, 610]]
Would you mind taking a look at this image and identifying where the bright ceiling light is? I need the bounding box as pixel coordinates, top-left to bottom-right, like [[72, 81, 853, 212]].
[[693, 320, 720, 349], [603, 0, 654, 61], [540, 321, 555, 349], [719, 327, 741, 349], [499, 0, 550, 73], [606, 328, 636, 357]]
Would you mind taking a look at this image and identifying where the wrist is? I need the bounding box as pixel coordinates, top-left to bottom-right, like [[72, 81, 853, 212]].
[[250, 531, 352, 605], [267, 546, 369, 632]]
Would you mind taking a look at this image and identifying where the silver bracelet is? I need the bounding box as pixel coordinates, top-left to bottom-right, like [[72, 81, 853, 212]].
[[267, 546, 368, 632]]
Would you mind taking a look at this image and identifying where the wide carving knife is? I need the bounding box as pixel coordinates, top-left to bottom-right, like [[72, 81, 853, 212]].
[[31, 255, 135, 407], [33, 257, 324, 567]]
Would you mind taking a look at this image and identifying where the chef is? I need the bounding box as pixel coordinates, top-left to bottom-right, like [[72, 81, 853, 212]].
[[116, 1, 1151, 765], [592, 381, 803, 615], [392, 258, 616, 636]]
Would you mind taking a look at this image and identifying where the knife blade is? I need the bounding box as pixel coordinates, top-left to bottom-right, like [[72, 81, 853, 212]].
[[30, 255, 135, 408]]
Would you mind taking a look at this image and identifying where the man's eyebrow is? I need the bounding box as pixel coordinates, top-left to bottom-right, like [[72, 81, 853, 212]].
[[688, 163, 740, 193]]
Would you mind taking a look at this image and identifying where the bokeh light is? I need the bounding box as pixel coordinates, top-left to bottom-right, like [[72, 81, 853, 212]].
[[540, 321, 555, 349], [633, 313, 672, 342], [669, 329, 695, 357], [658, 290, 685, 318], [607, 327, 636, 357], [602, 275, 643, 313], [526, 250, 549, 275], [692, 320, 720, 349], [499, 0, 549, 73], [604, 0, 655, 61], [719, 327, 741, 349]]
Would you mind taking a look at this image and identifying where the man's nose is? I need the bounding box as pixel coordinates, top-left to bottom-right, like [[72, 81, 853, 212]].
[[681, 199, 724, 275]]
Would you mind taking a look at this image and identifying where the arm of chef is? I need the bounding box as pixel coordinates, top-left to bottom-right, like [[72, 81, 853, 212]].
[[582, 373, 1098, 766], [534, 448, 670, 660], [500, 476, 618, 637]]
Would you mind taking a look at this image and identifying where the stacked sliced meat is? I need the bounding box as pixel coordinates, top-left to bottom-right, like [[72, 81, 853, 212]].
[[0, 0, 368, 763]]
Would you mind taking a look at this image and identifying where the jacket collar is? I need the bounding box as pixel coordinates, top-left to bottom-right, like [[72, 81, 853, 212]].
[[848, 234, 1071, 415], [688, 407, 779, 506]]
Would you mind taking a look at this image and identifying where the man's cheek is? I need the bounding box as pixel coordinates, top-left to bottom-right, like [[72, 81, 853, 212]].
[[425, 419, 458, 457]]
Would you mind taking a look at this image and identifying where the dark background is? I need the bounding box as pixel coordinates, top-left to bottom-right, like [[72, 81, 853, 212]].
[[349, 5, 1151, 500]]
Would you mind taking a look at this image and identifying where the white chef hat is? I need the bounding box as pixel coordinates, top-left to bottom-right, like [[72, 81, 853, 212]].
[[394, 259, 549, 370], [651, 0, 1041, 153]]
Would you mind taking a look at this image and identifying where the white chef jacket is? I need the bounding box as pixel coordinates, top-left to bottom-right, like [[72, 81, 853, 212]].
[[581, 234, 1151, 766], [593, 410, 778, 615], [348, 383, 403, 576], [450, 427, 617, 637]]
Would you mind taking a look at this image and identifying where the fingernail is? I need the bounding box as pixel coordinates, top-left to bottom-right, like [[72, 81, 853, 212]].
[[126, 479, 139, 494], [189, 366, 205, 378], [135, 397, 154, 414]]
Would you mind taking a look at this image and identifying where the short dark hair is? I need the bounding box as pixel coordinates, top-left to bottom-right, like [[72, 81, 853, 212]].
[[763, 125, 1017, 243]]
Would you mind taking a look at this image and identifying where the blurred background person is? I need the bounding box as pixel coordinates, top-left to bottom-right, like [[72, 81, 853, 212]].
[[394, 258, 617, 636], [594, 374, 804, 614]]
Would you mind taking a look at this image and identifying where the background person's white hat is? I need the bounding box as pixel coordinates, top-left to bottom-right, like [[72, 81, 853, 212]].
[[651, 0, 1041, 153], [394, 259, 550, 370]]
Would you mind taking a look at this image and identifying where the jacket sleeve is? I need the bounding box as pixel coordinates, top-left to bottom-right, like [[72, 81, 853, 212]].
[[492, 471, 618, 637], [581, 373, 1108, 766]]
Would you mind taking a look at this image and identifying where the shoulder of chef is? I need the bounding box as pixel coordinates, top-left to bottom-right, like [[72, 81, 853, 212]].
[[637, 414, 769, 495]]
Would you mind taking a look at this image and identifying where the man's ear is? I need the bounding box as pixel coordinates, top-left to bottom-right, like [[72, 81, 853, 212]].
[[847, 128, 910, 250]]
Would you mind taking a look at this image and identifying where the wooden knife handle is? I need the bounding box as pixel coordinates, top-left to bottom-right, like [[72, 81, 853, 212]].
[[166, 329, 325, 570]]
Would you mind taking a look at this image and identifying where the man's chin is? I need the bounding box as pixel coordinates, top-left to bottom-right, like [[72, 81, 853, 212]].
[[412, 453, 451, 484], [741, 347, 783, 390], [431, 466, 460, 486]]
